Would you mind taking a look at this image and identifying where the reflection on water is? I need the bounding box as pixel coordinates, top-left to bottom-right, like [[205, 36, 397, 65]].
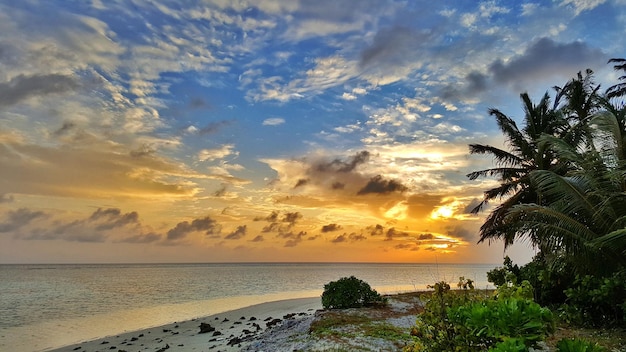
[[0, 263, 495, 351]]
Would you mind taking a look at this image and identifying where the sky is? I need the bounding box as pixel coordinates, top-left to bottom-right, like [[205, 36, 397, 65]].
[[1, 0, 625, 264]]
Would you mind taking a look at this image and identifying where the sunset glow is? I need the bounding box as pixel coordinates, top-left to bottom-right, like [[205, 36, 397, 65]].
[[0, 0, 623, 264]]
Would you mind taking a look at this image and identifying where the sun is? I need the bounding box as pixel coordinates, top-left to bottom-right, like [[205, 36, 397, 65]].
[[430, 204, 455, 219]]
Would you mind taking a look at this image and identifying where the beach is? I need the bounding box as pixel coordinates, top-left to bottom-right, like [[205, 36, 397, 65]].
[[47, 297, 323, 352]]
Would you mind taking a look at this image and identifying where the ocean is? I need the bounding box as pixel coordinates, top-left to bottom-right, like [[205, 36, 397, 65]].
[[0, 262, 495, 351]]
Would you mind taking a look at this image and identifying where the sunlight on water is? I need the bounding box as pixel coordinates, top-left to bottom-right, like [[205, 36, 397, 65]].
[[1, 290, 321, 352], [0, 263, 494, 351]]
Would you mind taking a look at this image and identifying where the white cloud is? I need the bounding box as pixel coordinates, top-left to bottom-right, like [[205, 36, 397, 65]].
[[341, 92, 357, 100], [262, 117, 286, 126], [198, 145, 238, 162], [559, 0, 607, 15]]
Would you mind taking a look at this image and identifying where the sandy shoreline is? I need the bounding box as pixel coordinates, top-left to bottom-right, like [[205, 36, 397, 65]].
[[44, 297, 322, 352]]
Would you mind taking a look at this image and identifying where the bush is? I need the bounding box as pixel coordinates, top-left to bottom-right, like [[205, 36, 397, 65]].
[[321, 276, 385, 309], [556, 338, 608, 352], [560, 271, 626, 327], [406, 279, 554, 352]]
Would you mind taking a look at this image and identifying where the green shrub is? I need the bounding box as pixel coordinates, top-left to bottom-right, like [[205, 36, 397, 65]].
[[321, 276, 385, 309], [488, 338, 528, 352], [448, 297, 554, 349], [560, 271, 626, 327], [556, 338, 608, 352], [406, 280, 554, 352]]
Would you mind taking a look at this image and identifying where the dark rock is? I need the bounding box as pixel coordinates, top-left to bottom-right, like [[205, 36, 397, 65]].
[[222, 318, 229, 322], [199, 322, 215, 334], [72, 347, 82, 351], [283, 313, 296, 319], [171, 331, 179, 335], [177, 344, 184, 347], [109, 346, 116, 350], [155, 344, 170, 352], [264, 317, 272, 321], [249, 316, 257, 321], [100, 341, 109, 345], [252, 323, 261, 331], [209, 338, 217, 342], [130, 337, 138, 341], [212, 331, 222, 336], [162, 329, 171, 333], [242, 329, 253, 335], [234, 321, 242, 325], [240, 316, 246, 320], [138, 334, 144, 337], [227, 337, 243, 346], [266, 318, 282, 328], [214, 317, 219, 320]]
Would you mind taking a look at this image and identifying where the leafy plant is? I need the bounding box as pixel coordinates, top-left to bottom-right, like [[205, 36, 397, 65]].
[[406, 280, 554, 352], [560, 271, 626, 327], [321, 276, 385, 309], [556, 338, 608, 352]]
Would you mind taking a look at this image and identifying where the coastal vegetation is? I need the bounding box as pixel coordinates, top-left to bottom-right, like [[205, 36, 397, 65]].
[[321, 276, 387, 309], [404, 59, 626, 351]]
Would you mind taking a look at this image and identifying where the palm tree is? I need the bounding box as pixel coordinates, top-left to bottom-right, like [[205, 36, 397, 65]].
[[467, 92, 566, 247], [606, 58, 626, 100]]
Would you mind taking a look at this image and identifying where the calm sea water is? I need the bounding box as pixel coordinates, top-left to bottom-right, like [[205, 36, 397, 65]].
[[0, 263, 495, 351]]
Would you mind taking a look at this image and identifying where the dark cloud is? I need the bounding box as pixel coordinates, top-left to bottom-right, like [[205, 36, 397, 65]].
[[54, 121, 77, 136], [250, 235, 264, 242], [214, 184, 228, 197], [359, 26, 429, 69], [188, 97, 211, 109], [294, 179, 309, 188], [282, 212, 302, 225], [357, 175, 408, 195], [331, 234, 347, 243], [366, 224, 385, 236], [88, 208, 139, 231], [254, 211, 279, 223], [167, 216, 222, 240], [446, 225, 476, 241], [394, 243, 419, 251], [489, 38, 605, 86], [224, 225, 247, 240], [331, 182, 345, 190], [417, 233, 434, 240], [198, 120, 232, 136], [0, 208, 48, 233], [0, 73, 79, 107], [332, 232, 367, 243], [256, 211, 302, 233], [315, 151, 370, 173], [129, 144, 157, 158], [116, 232, 162, 243], [278, 231, 307, 247], [385, 227, 410, 241], [463, 198, 483, 214], [321, 223, 342, 233]]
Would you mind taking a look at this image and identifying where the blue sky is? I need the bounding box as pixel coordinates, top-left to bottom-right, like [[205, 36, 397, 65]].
[[1, 0, 624, 263]]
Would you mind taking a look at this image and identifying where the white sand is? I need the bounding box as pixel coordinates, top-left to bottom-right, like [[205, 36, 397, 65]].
[[45, 297, 321, 352]]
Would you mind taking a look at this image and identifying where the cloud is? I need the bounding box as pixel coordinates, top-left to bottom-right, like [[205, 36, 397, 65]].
[[262, 117, 285, 126], [198, 144, 238, 161], [366, 224, 385, 236], [315, 151, 370, 173], [559, 0, 607, 15], [278, 230, 308, 247], [489, 38, 605, 87], [250, 235, 264, 242], [321, 223, 342, 233], [357, 175, 408, 195], [360, 26, 423, 68], [385, 227, 410, 241], [0, 208, 48, 233], [224, 225, 247, 240], [0, 73, 79, 107], [331, 232, 366, 243], [196, 120, 233, 136], [116, 232, 161, 243], [255, 210, 302, 233], [166, 216, 222, 240]]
